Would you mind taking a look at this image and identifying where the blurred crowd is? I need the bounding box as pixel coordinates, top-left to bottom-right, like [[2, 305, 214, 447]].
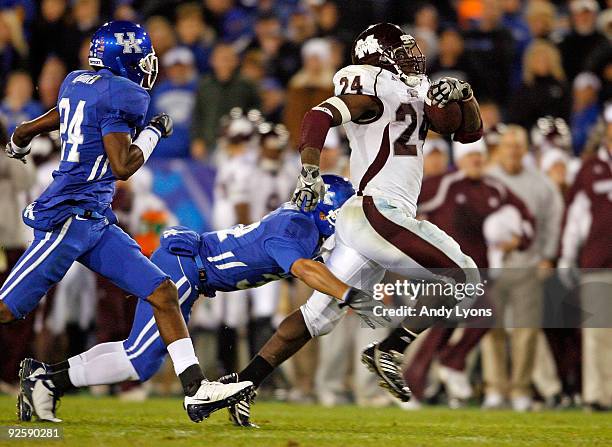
[[0, 0, 610, 412]]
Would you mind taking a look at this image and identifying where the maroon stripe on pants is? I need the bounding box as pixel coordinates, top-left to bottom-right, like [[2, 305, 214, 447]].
[[358, 124, 390, 195], [361, 196, 466, 283]]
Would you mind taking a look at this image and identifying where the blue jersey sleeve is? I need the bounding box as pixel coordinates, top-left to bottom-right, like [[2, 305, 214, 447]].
[[263, 213, 319, 272], [100, 78, 150, 136]]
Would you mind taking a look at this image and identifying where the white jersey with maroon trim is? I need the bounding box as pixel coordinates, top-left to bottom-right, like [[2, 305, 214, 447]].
[[333, 64, 430, 216]]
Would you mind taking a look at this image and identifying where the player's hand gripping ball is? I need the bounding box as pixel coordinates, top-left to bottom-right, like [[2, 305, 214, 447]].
[[427, 77, 473, 108]]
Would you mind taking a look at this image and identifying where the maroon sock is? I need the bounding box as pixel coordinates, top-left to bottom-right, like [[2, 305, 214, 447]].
[[439, 328, 488, 371], [403, 327, 453, 400]]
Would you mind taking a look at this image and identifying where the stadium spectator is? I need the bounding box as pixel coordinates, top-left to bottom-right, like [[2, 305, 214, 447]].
[[422, 136, 450, 178], [428, 28, 473, 83], [175, 2, 214, 74], [284, 37, 334, 148], [29, 0, 79, 80], [0, 10, 27, 92], [72, 0, 101, 45], [558, 106, 612, 411], [203, 0, 253, 44], [507, 39, 570, 130], [247, 12, 301, 85], [571, 72, 602, 155], [190, 43, 260, 159], [0, 70, 42, 134], [482, 125, 563, 411], [259, 77, 285, 124], [525, 0, 557, 41], [37, 56, 67, 111], [462, 0, 514, 104], [558, 0, 606, 82], [145, 15, 177, 61], [148, 47, 198, 159]]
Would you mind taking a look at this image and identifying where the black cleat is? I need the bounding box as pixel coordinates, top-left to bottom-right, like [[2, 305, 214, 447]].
[[17, 358, 51, 422], [361, 342, 411, 402], [184, 379, 255, 423], [219, 373, 258, 428]]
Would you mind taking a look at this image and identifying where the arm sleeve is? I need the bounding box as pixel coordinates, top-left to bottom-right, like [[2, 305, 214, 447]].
[[559, 167, 589, 263], [540, 178, 564, 261], [100, 80, 150, 136]]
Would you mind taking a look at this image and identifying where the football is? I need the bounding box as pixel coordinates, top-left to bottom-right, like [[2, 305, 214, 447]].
[[424, 100, 462, 135]]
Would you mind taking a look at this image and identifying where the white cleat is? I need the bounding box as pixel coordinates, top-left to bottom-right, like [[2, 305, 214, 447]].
[[184, 380, 254, 423], [18, 370, 62, 423], [438, 365, 473, 401]]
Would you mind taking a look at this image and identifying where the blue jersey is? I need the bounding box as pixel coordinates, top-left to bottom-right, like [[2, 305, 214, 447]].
[[25, 69, 150, 231], [127, 205, 321, 381], [201, 206, 320, 292]]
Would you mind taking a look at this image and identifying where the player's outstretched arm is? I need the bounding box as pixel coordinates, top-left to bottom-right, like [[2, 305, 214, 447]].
[[290, 258, 349, 299], [103, 113, 172, 180], [292, 94, 382, 211], [290, 258, 390, 328], [5, 108, 60, 162]]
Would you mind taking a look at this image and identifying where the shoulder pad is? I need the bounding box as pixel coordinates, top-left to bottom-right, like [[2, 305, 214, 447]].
[[333, 65, 384, 97]]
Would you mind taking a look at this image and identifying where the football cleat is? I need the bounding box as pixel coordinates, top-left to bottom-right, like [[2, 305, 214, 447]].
[[18, 371, 62, 423], [361, 342, 411, 402], [219, 373, 258, 428], [184, 379, 254, 423], [17, 358, 52, 422]]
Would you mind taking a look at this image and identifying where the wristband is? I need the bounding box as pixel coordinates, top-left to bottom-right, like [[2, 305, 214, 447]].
[[11, 135, 31, 154], [133, 126, 161, 163]]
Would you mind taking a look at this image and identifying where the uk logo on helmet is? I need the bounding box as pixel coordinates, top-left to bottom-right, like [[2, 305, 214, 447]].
[[114, 32, 143, 54]]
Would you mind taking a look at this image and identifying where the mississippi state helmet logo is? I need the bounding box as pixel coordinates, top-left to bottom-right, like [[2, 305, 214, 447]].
[[114, 32, 143, 54], [354, 35, 380, 59]]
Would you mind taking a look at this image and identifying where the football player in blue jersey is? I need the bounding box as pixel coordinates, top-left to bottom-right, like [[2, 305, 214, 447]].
[[20, 175, 388, 422], [1, 21, 253, 423]]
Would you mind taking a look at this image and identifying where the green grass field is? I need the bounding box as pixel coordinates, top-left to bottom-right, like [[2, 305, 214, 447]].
[[0, 395, 610, 446]]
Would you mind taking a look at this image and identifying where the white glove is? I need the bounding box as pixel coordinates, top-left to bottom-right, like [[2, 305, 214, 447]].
[[339, 287, 392, 329], [5, 136, 31, 164], [291, 164, 326, 212], [427, 77, 473, 108]]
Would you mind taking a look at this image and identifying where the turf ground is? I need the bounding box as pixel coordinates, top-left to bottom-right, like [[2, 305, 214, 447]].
[[0, 396, 610, 447]]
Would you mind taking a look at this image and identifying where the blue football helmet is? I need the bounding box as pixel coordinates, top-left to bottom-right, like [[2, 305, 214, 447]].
[[88, 21, 158, 90], [304, 174, 355, 238]]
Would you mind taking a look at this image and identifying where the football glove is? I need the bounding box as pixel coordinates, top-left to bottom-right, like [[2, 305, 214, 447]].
[[148, 113, 173, 138], [291, 164, 326, 212], [427, 77, 473, 108], [5, 137, 31, 164], [339, 287, 392, 329]]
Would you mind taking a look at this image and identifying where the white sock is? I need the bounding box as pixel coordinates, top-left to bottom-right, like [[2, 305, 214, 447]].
[[166, 338, 199, 376], [68, 341, 126, 368], [67, 341, 139, 387], [68, 350, 139, 387]]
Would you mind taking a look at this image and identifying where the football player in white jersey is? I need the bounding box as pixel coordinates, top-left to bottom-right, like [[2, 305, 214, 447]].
[[222, 23, 484, 426]]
